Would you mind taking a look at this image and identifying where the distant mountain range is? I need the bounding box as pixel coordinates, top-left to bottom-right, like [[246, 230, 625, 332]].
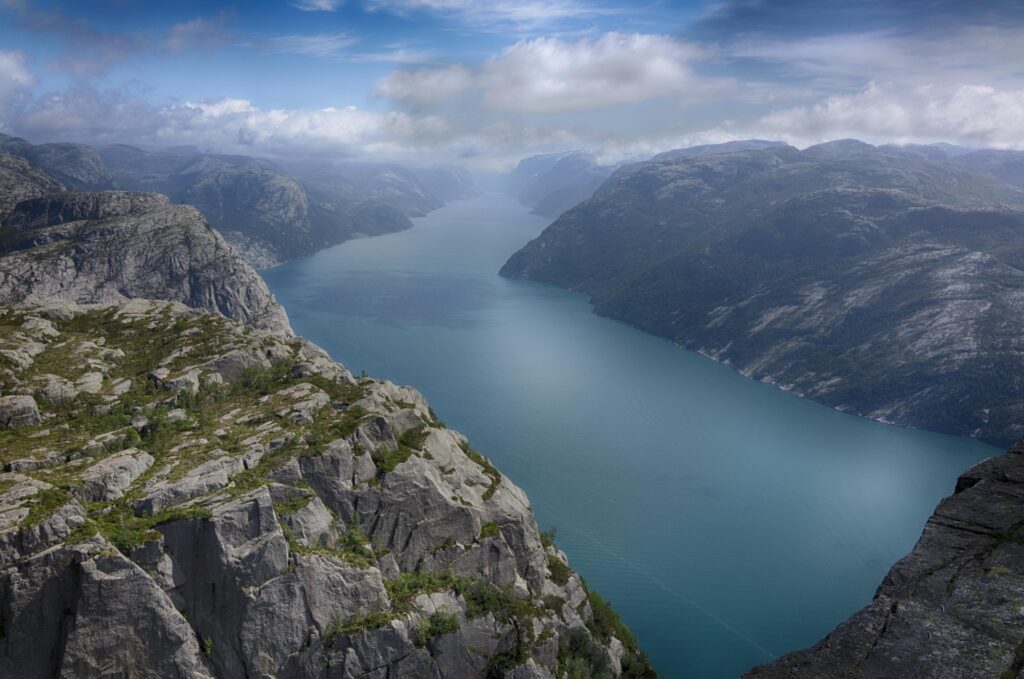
[[506, 151, 616, 219], [502, 139, 1024, 446], [0, 134, 478, 268]]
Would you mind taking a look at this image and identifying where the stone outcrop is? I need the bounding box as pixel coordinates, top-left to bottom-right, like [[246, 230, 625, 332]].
[[747, 442, 1024, 678], [0, 300, 654, 678], [0, 191, 291, 334], [4, 191, 170, 230], [0, 134, 113, 192], [0, 152, 65, 218]]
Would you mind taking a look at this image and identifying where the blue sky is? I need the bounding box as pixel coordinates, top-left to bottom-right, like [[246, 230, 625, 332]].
[[1, 0, 1022, 167]]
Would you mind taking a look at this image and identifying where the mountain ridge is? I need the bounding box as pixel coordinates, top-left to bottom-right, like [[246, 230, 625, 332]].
[[501, 140, 1024, 446]]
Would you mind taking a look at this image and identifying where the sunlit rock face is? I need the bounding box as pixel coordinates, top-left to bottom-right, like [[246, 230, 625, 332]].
[[0, 299, 654, 678]]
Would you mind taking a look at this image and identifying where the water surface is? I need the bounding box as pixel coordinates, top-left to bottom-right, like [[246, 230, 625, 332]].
[[263, 193, 998, 678]]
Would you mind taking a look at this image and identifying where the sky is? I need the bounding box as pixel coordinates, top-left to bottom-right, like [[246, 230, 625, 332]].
[[0, 0, 1022, 169]]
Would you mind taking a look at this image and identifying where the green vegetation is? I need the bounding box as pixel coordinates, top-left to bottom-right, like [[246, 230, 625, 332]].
[[272, 493, 314, 516], [479, 522, 500, 539], [283, 524, 378, 569], [19, 487, 70, 529], [417, 611, 459, 646], [548, 555, 571, 586], [77, 504, 213, 553], [203, 637, 213, 657], [458, 441, 501, 500], [323, 609, 393, 645]]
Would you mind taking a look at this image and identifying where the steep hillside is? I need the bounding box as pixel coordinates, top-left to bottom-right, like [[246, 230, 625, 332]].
[[100, 146, 428, 267], [747, 439, 1024, 678], [0, 299, 654, 678], [508, 152, 615, 218], [501, 141, 1024, 445], [0, 134, 114, 191], [0, 152, 65, 218], [0, 191, 290, 333]]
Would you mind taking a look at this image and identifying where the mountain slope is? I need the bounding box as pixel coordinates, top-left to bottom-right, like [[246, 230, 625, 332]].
[[508, 152, 616, 218], [0, 134, 114, 190], [501, 141, 1024, 445], [0, 152, 65, 218], [0, 191, 291, 333], [747, 439, 1024, 678], [0, 299, 654, 678], [100, 146, 429, 267]]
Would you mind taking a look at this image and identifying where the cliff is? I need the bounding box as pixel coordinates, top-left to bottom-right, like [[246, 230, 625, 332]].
[[0, 152, 65, 218], [0, 299, 654, 678], [747, 442, 1024, 678], [0, 191, 291, 334], [501, 141, 1024, 446]]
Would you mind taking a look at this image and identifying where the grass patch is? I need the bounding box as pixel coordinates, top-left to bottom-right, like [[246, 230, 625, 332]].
[[479, 522, 500, 540], [458, 442, 501, 500], [417, 611, 459, 646], [547, 555, 571, 586]]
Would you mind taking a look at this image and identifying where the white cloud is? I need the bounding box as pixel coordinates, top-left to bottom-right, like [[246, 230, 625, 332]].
[[375, 64, 474, 106], [265, 33, 360, 58], [378, 33, 706, 113], [166, 14, 233, 53], [290, 0, 344, 11], [725, 25, 1024, 91], [480, 33, 703, 113], [365, 0, 615, 30], [714, 81, 1024, 149], [7, 87, 455, 161], [0, 50, 33, 101]]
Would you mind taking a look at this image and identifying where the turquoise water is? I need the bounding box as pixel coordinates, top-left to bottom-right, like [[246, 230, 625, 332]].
[[263, 193, 999, 678]]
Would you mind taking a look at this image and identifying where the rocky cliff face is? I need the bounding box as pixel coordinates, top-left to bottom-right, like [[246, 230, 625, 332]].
[[0, 134, 114, 191], [99, 146, 427, 268], [0, 152, 65, 219], [0, 300, 654, 678], [747, 441, 1024, 678], [0, 191, 291, 333], [501, 141, 1024, 446]]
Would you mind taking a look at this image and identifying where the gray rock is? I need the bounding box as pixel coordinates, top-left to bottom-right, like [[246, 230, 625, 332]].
[[0, 192, 291, 334], [0, 151, 65, 218], [59, 549, 214, 678], [77, 448, 155, 503], [34, 373, 77, 404], [0, 394, 41, 428]]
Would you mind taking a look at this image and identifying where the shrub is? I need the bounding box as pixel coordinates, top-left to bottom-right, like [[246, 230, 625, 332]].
[[417, 611, 459, 646]]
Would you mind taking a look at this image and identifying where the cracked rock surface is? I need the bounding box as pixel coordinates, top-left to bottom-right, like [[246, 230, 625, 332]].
[[0, 300, 654, 678], [0, 191, 291, 334]]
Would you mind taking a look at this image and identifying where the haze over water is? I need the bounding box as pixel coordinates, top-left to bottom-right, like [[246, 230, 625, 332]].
[[263, 193, 998, 677]]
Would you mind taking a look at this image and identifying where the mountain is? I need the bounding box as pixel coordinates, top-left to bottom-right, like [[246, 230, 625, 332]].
[[501, 140, 1024, 446], [747, 438, 1024, 677], [100, 146, 458, 267], [0, 185, 653, 677], [0, 308, 654, 679], [0, 191, 290, 333], [99, 146, 422, 268], [413, 166, 480, 202], [0, 134, 114, 190], [508, 152, 616, 218], [951, 148, 1024, 188], [287, 160, 443, 217], [0, 152, 66, 218]]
